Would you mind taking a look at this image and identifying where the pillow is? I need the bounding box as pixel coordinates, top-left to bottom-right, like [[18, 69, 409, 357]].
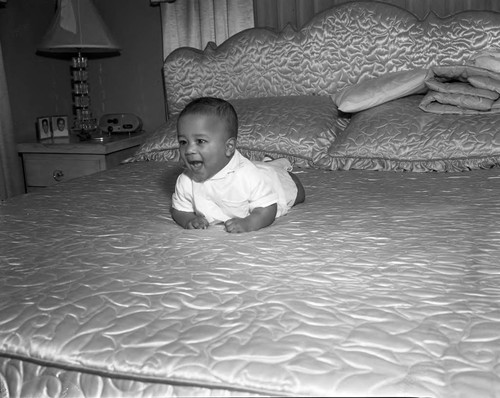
[[333, 68, 428, 113], [127, 95, 347, 168], [472, 51, 500, 73], [319, 95, 500, 172], [125, 117, 180, 163]]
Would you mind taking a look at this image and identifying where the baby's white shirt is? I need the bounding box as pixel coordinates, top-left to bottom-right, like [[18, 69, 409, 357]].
[[172, 150, 283, 224]]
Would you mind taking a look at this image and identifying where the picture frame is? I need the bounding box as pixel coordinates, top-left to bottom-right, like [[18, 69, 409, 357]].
[[36, 116, 53, 140], [51, 115, 69, 138]]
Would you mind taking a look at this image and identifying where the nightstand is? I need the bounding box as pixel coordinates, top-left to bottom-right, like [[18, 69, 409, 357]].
[[17, 132, 146, 192]]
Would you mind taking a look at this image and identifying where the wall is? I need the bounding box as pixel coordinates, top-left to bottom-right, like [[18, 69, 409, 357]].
[[0, 0, 165, 143]]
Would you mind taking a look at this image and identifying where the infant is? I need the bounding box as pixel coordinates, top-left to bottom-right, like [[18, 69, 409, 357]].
[[171, 97, 305, 233]]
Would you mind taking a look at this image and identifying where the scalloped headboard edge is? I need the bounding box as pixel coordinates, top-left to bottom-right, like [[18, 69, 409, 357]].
[[163, 1, 500, 117]]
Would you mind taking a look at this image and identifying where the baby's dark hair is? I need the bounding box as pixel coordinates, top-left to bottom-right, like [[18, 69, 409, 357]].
[[178, 97, 238, 138]]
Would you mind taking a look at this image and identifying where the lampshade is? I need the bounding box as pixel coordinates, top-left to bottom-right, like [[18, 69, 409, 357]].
[[38, 0, 120, 53]]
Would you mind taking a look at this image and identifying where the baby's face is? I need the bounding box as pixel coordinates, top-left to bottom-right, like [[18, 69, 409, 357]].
[[177, 114, 234, 182]]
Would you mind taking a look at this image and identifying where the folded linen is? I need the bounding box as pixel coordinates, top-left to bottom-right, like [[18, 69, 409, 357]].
[[419, 65, 500, 114], [473, 51, 500, 73]]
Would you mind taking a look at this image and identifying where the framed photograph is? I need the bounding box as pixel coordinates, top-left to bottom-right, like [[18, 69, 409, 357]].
[[36, 116, 53, 140], [51, 115, 69, 137]]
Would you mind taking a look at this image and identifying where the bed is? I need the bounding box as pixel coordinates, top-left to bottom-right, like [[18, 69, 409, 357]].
[[2, 2, 500, 397]]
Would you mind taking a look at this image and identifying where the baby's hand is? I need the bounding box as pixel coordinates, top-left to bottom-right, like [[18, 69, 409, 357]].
[[186, 215, 209, 229], [224, 205, 277, 233], [224, 218, 248, 233]]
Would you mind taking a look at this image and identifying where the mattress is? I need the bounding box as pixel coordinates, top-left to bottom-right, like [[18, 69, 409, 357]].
[[1, 161, 500, 397]]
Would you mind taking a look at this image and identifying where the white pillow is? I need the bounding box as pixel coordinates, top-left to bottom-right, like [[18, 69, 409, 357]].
[[334, 68, 429, 113]]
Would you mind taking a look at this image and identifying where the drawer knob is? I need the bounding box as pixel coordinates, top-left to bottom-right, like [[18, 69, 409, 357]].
[[52, 169, 64, 181]]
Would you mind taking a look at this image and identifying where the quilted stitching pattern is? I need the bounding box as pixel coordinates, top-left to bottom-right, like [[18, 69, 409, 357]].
[[1, 162, 500, 396], [232, 96, 342, 166], [128, 96, 348, 168], [323, 95, 500, 171], [163, 2, 500, 117], [0, 358, 263, 397]]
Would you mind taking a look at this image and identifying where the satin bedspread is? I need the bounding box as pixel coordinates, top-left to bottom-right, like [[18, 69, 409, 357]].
[[1, 162, 500, 397]]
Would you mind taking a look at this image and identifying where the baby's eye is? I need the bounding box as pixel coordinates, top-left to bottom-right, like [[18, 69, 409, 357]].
[[178, 139, 187, 146], [197, 139, 207, 144]]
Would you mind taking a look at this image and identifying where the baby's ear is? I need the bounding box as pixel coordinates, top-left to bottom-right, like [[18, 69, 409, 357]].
[[225, 137, 236, 157]]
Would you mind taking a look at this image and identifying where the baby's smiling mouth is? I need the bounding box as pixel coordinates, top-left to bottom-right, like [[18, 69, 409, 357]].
[[188, 160, 203, 170]]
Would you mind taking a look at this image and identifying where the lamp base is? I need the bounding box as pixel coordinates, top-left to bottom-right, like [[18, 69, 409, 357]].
[[72, 54, 98, 136], [76, 130, 92, 141], [75, 130, 111, 142], [90, 131, 111, 142]]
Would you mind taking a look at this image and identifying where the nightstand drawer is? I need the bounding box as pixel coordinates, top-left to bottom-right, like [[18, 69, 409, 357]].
[[23, 153, 105, 187], [17, 132, 145, 192]]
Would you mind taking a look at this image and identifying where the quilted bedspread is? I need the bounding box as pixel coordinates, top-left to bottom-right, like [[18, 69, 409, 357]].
[[1, 161, 500, 397]]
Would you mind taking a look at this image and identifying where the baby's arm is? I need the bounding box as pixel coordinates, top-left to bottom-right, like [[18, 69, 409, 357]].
[[224, 203, 277, 233], [171, 208, 209, 229]]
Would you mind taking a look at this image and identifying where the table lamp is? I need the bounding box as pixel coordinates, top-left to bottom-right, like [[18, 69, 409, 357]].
[[37, 0, 120, 139]]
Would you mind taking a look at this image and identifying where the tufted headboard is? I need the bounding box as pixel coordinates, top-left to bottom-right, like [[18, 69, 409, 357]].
[[162, 1, 500, 117]]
